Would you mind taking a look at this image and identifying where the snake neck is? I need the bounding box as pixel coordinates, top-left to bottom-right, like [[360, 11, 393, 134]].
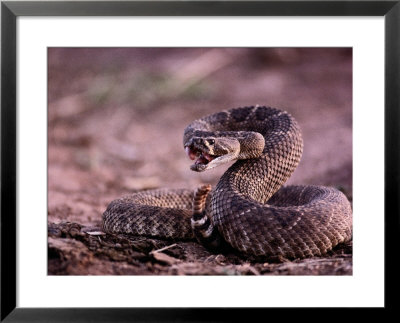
[[230, 114, 303, 204]]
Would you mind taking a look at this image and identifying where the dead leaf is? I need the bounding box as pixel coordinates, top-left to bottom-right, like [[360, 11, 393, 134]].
[[151, 252, 181, 265]]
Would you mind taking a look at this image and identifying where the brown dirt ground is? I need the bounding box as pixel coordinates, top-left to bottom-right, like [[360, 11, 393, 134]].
[[48, 48, 352, 275]]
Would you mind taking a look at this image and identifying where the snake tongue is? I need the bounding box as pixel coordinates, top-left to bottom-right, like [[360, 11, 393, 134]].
[[203, 152, 214, 162], [195, 155, 209, 165]]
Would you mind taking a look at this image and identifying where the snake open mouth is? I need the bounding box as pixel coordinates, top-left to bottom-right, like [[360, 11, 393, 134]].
[[185, 146, 215, 166]]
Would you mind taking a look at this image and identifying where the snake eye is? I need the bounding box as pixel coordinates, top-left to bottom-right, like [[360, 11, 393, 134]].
[[207, 139, 215, 145]]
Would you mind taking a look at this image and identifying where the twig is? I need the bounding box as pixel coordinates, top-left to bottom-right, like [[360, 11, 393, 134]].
[[150, 243, 178, 254]]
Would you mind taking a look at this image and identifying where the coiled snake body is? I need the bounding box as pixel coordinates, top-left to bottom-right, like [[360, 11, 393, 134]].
[[103, 106, 352, 259]]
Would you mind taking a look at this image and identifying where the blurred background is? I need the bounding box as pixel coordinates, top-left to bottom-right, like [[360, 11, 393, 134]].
[[48, 48, 352, 226]]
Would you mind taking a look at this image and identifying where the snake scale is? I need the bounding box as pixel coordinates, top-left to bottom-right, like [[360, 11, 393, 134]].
[[103, 106, 352, 259]]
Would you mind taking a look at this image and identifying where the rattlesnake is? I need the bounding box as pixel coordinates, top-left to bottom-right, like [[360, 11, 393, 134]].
[[103, 106, 352, 259]]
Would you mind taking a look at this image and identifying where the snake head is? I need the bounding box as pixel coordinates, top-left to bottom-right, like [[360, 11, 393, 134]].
[[184, 136, 240, 172]]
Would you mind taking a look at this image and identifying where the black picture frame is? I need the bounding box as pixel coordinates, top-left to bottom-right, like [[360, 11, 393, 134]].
[[1, 1, 399, 321]]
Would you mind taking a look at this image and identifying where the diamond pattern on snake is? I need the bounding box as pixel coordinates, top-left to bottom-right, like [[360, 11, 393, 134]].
[[103, 106, 352, 259]]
